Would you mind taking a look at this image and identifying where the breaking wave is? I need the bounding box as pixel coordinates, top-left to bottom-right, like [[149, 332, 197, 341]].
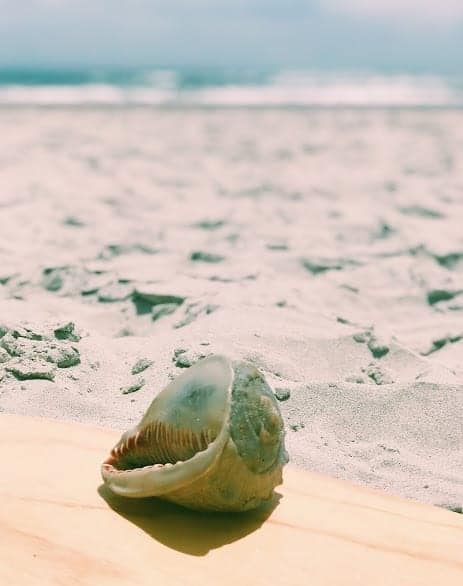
[[0, 68, 461, 107]]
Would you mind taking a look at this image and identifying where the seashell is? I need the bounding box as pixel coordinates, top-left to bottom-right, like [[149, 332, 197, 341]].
[[101, 354, 288, 512]]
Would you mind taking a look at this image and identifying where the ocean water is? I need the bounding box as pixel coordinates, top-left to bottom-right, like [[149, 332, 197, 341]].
[[0, 67, 462, 107]]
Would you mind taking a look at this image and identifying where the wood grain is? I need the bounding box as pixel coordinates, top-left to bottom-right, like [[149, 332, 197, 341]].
[[0, 414, 462, 586]]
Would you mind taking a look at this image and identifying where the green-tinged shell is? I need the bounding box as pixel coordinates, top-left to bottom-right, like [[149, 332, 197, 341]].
[[101, 354, 288, 512]]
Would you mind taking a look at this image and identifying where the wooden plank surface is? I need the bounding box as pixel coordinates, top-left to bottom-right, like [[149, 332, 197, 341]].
[[0, 414, 462, 586]]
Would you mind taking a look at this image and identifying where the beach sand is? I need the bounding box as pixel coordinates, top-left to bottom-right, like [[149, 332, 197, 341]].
[[0, 106, 462, 510]]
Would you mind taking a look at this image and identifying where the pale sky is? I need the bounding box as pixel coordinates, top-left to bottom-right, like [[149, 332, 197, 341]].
[[0, 0, 462, 71]]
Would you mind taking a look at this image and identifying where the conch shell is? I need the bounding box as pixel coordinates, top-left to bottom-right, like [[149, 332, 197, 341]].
[[101, 354, 288, 511]]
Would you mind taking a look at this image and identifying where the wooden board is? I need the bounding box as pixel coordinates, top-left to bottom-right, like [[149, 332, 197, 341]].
[[0, 414, 462, 586]]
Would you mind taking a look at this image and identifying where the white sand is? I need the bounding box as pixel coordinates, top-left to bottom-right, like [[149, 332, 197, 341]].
[[0, 107, 462, 509]]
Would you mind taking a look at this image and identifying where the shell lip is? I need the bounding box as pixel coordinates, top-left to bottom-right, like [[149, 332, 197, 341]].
[[101, 354, 234, 498], [101, 422, 230, 498]]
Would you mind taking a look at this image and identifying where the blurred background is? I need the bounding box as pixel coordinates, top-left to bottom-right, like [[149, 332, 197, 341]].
[[0, 0, 462, 106]]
